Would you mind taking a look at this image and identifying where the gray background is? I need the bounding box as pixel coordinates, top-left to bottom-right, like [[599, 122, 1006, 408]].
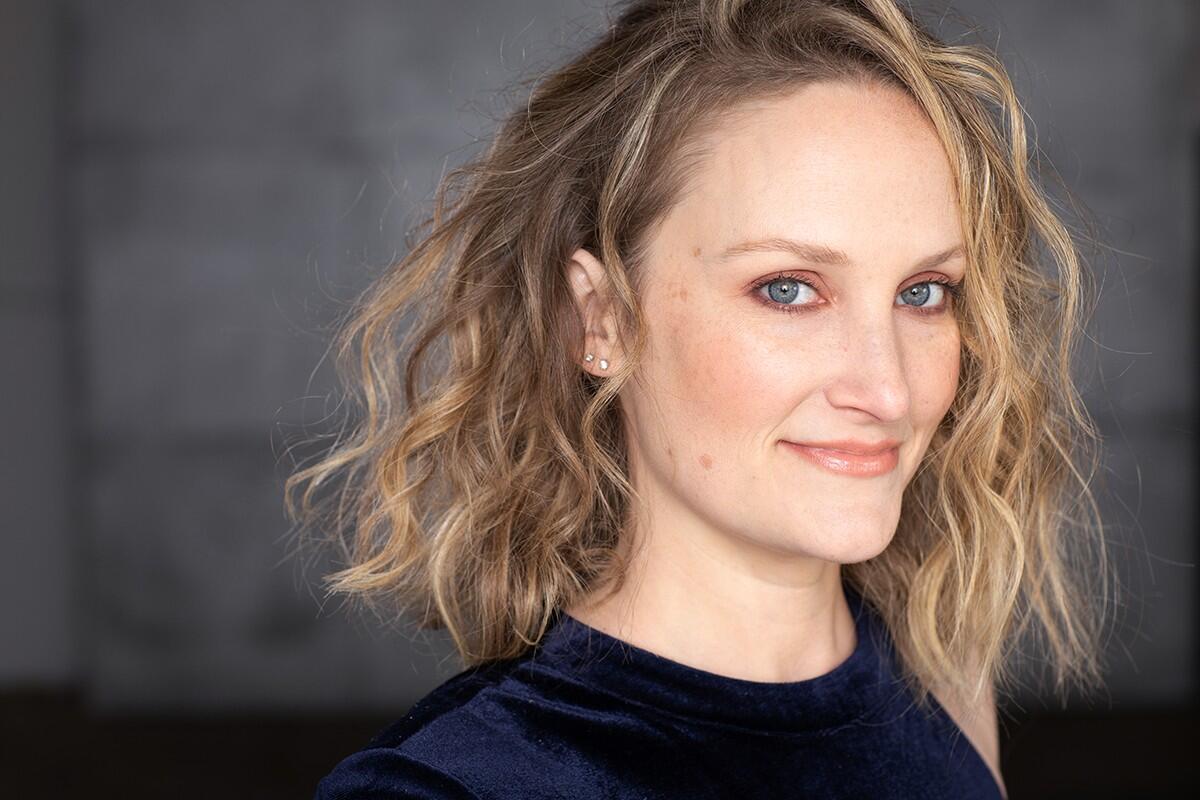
[[2, 0, 1196, 715]]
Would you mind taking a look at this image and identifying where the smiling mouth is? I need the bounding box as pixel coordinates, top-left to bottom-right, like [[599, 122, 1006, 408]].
[[781, 441, 900, 477]]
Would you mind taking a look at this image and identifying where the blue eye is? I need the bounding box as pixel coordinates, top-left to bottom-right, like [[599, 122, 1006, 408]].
[[751, 273, 963, 316], [897, 281, 947, 309], [763, 277, 818, 306]]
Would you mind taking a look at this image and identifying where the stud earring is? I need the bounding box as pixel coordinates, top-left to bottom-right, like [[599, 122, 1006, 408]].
[[583, 352, 609, 371]]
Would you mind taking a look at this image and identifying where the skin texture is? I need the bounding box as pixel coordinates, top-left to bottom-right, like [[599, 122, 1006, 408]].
[[564, 80, 1001, 789]]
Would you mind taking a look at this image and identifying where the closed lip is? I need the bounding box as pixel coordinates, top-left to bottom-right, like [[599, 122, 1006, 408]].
[[785, 439, 901, 455]]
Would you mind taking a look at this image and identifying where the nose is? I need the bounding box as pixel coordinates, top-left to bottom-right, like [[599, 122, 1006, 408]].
[[824, 313, 911, 423]]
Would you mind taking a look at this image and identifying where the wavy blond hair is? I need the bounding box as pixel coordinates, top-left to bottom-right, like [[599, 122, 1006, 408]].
[[284, 0, 1116, 714]]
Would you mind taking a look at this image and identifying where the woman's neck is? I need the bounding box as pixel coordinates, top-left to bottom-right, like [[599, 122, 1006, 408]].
[[563, 524, 857, 684]]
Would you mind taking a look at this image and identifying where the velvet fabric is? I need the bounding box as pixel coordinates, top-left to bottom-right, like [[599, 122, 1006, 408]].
[[315, 582, 1003, 799]]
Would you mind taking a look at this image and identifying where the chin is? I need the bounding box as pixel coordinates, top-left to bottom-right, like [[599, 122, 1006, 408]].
[[807, 520, 898, 564], [837, 539, 894, 565]]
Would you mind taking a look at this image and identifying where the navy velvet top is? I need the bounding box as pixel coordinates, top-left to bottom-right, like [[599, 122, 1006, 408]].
[[315, 583, 1003, 799]]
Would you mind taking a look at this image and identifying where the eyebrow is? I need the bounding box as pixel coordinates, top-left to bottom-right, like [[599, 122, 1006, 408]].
[[717, 237, 965, 271]]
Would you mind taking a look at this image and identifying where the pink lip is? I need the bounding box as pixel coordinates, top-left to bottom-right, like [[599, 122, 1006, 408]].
[[782, 441, 900, 477]]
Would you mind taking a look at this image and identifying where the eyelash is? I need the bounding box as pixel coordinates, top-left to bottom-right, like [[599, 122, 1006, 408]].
[[749, 272, 964, 316]]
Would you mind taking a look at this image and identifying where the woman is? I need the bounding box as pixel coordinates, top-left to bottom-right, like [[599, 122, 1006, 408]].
[[288, 0, 1114, 797]]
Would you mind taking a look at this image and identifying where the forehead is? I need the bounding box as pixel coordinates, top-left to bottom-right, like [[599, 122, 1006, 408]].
[[665, 80, 962, 257]]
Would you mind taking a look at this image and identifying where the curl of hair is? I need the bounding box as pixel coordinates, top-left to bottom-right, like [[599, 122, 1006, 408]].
[[284, 0, 1116, 716]]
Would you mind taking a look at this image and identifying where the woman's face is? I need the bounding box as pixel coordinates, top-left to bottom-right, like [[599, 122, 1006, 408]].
[[575, 80, 964, 568]]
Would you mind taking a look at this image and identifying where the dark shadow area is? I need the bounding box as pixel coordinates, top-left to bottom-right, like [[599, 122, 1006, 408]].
[[4, 691, 1198, 799]]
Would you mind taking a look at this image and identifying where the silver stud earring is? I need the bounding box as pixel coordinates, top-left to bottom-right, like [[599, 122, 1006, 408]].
[[583, 352, 609, 371]]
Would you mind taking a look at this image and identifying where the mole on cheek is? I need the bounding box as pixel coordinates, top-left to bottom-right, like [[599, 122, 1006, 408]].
[[699, 453, 713, 470]]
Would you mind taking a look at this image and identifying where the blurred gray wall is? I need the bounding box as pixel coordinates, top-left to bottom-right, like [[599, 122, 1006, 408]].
[[1, 0, 1195, 712], [1, 0, 75, 686]]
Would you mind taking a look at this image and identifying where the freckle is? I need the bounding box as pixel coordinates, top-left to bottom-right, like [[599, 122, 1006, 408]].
[[678, 287, 688, 301], [692, 246, 701, 257], [699, 453, 713, 470]]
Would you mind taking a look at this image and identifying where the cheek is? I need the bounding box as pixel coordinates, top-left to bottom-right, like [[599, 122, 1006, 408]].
[[909, 325, 961, 421], [656, 295, 797, 452]]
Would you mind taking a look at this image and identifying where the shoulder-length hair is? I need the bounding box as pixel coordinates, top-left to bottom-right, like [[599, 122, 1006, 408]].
[[284, 0, 1115, 713]]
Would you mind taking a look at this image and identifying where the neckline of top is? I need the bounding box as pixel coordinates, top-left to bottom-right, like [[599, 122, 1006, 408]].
[[529, 581, 902, 733]]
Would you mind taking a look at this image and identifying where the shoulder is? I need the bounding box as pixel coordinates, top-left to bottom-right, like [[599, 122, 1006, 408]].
[[314, 747, 483, 800], [315, 658, 524, 800]]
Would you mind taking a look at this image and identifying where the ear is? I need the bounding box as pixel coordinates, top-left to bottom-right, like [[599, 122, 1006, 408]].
[[565, 247, 624, 377]]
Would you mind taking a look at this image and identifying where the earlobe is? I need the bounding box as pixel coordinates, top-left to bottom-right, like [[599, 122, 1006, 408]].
[[583, 352, 609, 371]]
